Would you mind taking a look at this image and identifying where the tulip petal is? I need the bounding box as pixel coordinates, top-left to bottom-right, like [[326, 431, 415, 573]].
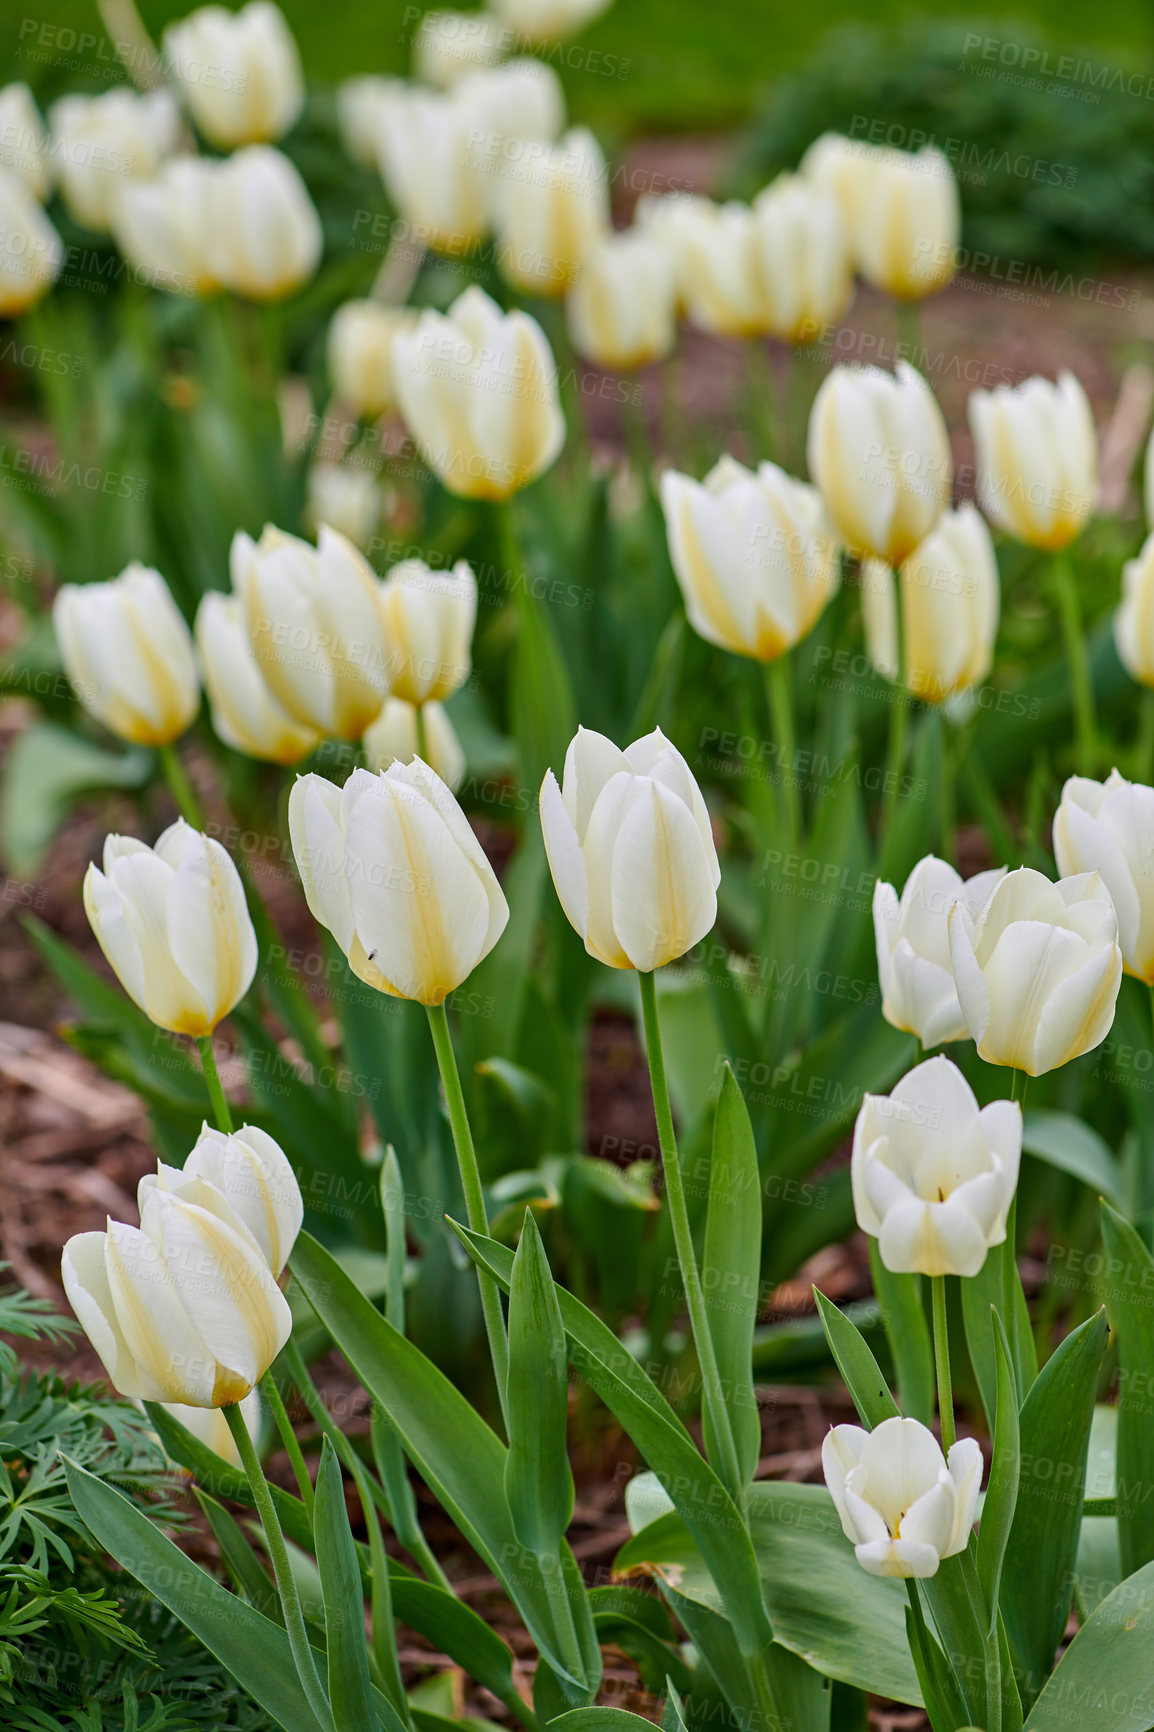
[[1029, 939, 1122, 1075], [289, 773, 355, 954], [855, 1537, 942, 1579], [104, 1219, 218, 1405], [62, 1232, 147, 1398], [540, 768, 589, 942], [944, 1437, 984, 1553], [947, 901, 989, 1046], [609, 778, 718, 971], [166, 830, 257, 1031]]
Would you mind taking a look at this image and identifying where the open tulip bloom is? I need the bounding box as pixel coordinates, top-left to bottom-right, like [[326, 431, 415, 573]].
[[874, 854, 1005, 1048], [1054, 771, 1154, 986], [852, 1056, 1022, 1277], [823, 1416, 982, 1578]]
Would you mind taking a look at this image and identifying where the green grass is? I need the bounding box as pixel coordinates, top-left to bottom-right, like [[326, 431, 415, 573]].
[[4, 0, 1152, 138]]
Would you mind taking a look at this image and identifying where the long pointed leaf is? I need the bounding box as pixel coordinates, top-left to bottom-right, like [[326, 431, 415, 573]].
[[702, 1066, 762, 1484]]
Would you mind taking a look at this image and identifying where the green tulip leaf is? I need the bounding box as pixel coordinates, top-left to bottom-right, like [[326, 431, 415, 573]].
[[1025, 1560, 1154, 1732], [977, 1311, 1020, 1633], [1098, 1203, 1154, 1576], [315, 1436, 380, 1732], [1022, 1112, 1124, 1207], [961, 1201, 1036, 1431], [812, 1288, 900, 1428], [0, 722, 152, 877], [867, 1246, 934, 1426], [702, 1064, 763, 1486], [505, 1211, 575, 1555]]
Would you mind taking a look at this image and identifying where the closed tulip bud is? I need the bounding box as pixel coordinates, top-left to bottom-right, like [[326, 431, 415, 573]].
[[208, 146, 321, 301], [392, 286, 565, 500], [1053, 771, 1154, 985], [854, 146, 959, 300], [852, 1057, 1021, 1277], [634, 192, 713, 315], [336, 76, 404, 168], [874, 855, 1005, 1048], [377, 87, 490, 253], [493, 126, 608, 296], [62, 1175, 291, 1407], [327, 299, 418, 418], [49, 88, 179, 233], [232, 523, 390, 740], [567, 228, 676, 370], [661, 455, 838, 661], [808, 362, 952, 566], [799, 133, 876, 244], [289, 762, 509, 1003], [84, 823, 258, 1036], [673, 199, 768, 338], [141, 1123, 302, 1277], [165, 1, 304, 148], [0, 84, 50, 199], [305, 461, 381, 550], [487, 0, 611, 41], [195, 592, 317, 765], [112, 156, 222, 297], [1115, 532, 1154, 687], [54, 563, 199, 746], [948, 866, 1122, 1075], [824, 1416, 982, 1579], [456, 59, 565, 146], [415, 11, 504, 85], [860, 504, 1000, 703], [364, 697, 465, 790], [540, 726, 720, 971], [968, 372, 1098, 551], [751, 173, 854, 342], [379, 559, 476, 703], [161, 1389, 260, 1465], [0, 166, 62, 316]]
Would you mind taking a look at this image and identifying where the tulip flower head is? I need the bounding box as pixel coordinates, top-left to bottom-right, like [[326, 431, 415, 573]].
[[948, 866, 1122, 1076], [540, 727, 720, 972], [567, 228, 676, 371], [327, 299, 418, 419], [207, 145, 322, 301], [807, 362, 951, 566], [415, 10, 504, 86], [661, 456, 838, 662], [853, 146, 959, 300], [824, 1416, 982, 1578], [378, 558, 477, 705], [1114, 531, 1154, 688], [456, 59, 565, 148], [968, 372, 1098, 551], [49, 87, 179, 232], [112, 155, 223, 297], [672, 198, 769, 339], [289, 761, 508, 1004], [852, 1056, 1021, 1277], [492, 126, 609, 297], [1054, 771, 1154, 985], [54, 563, 199, 747], [0, 84, 50, 199], [336, 75, 404, 168], [634, 191, 714, 315], [0, 166, 62, 316], [195, 592, 318, 765], [860, 504, 1000, 703], [874, 855, 1005, 1048], [376, 85, 490, 253], [305, 461, 381, 550], [799, 133, 877, 248], [392, 286, 565, 500], [232, 522, 391, 739], [84, 823, 258, 1037], [364, 697, 465, 790], [142, 1122, 303, 1278], [165, 1, 305, 148], [751, 173, 854, 343]]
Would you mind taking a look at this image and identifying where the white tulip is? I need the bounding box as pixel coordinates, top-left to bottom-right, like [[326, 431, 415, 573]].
[[415, 10, 505, 86], [0, 166, 62, 316], [327, 299, 418, 419], [824, 1416, 982, 1579], [968, 372, 1098, 551], [112, 155, 222, 297], [364, 697, 465, 791], [305, 461, 381, 550], [634, 192, 714, 314], [860, 504, 1000, 703], [160, 1389, 261, 1465], [456, 58, 565, 147], [0, 84, 50, 199], [208, 145, 321, 301], [1115, 531, 1154, 687], [392, 285, 565, 500], [165, 1, 304, 149], [378, 558, 476, 704], [84, 822, 258, 1036], [486, 0, 612, 42], [799, 133, 877, 246], [1054, 771, 1154, 985], [948, 866, 1122, 1075], [852, 1056, 1022, 1277], [195, 591, 317, 764], [141, 1123, 302, 1277], [807, 362, 952, 566], [1146, 422, 1154, 530], [54, 563, 199, 747], [567, 227, 676, 370], [751, 173, 854, 342], [661, 455, 838, 661], [854, 146, 959, 300], [540, 727, 720, 971], [289, 761, 508, 1004], [376, 86, 490, 253], [49, 88, 179, 233], [62, 1171, 291, 1407], [673, 198, 768, 338], [491, 125, 609, 296], [874, 855, 1006, 1048], [232, 522, 391, 740], [336, 76, 404, 168]]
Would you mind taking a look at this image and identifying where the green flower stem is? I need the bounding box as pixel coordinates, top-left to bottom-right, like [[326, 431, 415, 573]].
[[763, 654, 800, 847], [1051, 547, 1096, 777], [896, 297, 923, 368], [747, 339, 777, 463], [748, 1647, 789, 1732], [638, 969, 745, 1511], [880, 679, 910, 874], [260, 1369, 314, 1516], [158, 740, 203, 827], [426, 1002, 510, 1430], [931, 1276, 954, 1453], [224, 1401, 337, 1732], [196, 1035, 234, 1133], [1010, 1068, 1028, 1111], [415, 702, 430, 765]]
